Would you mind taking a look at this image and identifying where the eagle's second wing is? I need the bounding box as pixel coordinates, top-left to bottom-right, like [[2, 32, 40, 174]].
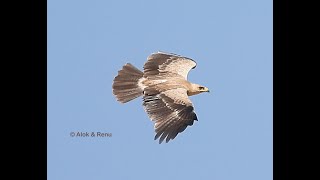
[[143, 88, 198, 143], [143, 52, 197, 79]]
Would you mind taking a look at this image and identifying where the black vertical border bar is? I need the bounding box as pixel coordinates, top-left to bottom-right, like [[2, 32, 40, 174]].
[[30, 0, 47, 179], [274, 0, 290, 179]]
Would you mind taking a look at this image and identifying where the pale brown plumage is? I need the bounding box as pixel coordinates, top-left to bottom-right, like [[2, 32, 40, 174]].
[[112, 52, 209, 143]]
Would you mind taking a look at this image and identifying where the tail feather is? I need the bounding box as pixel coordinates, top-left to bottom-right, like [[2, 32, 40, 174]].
[[112, 63, 144, 103]]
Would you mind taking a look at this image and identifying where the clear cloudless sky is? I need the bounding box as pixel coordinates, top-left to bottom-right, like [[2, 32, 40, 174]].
[[48, 0, 272, 179]]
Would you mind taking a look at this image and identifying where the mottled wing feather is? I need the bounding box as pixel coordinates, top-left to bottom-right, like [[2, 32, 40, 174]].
[[143, 88, 198, 143], [143, 52, 197, 79]]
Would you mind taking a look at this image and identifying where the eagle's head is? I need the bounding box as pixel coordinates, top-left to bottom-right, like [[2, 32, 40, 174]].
[[188, 83, 210, 96]]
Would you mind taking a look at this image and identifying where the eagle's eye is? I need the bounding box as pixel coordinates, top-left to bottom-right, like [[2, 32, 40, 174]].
[[198, 86, 205, 90]]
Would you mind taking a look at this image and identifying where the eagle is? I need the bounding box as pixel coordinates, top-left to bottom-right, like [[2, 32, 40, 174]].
[[112, 52, 209, 144]]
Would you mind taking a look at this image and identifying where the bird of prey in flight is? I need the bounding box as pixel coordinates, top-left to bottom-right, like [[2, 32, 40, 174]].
[[112, 52, 209, 143]]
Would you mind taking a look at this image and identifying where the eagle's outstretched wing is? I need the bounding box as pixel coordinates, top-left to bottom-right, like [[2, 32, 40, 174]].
[[143, 88, 198, 144], [143, 52, 197, 79]]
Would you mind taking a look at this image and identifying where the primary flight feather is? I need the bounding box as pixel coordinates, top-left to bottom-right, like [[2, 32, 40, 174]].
[[112, 52, 209, 143]]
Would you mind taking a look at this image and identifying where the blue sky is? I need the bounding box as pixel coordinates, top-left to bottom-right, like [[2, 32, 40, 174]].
[[48, 0, 272, 179]]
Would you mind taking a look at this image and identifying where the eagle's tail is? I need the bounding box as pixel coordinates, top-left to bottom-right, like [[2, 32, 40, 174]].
[[112, 63, 144, 103]]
